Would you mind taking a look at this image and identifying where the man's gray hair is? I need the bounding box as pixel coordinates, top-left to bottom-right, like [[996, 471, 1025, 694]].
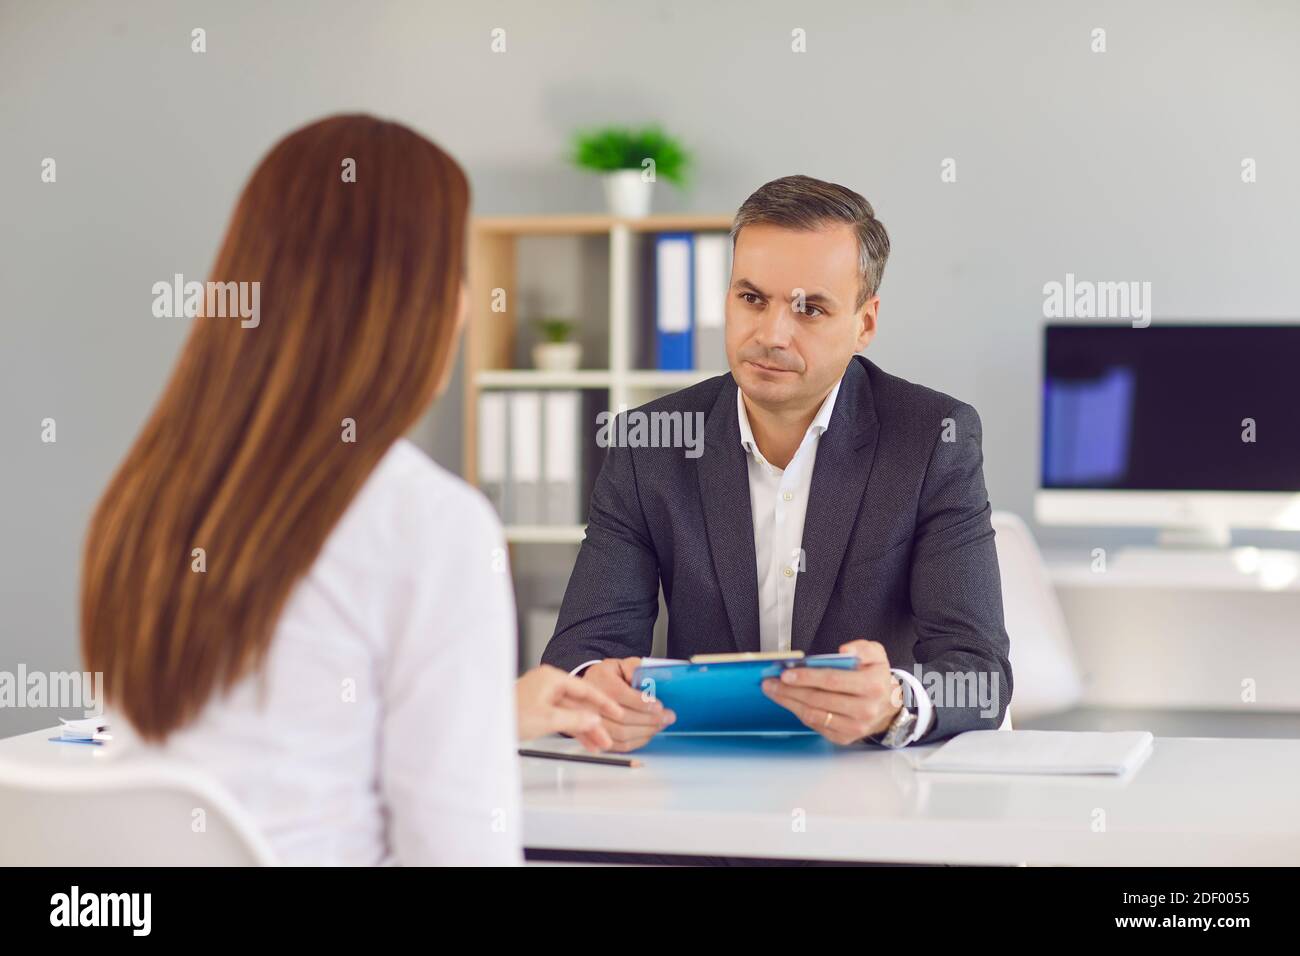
[[730, 174, 891, 309]]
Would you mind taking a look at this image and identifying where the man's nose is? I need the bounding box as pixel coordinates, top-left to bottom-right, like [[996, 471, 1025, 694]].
[[754, 301, 796, 350]]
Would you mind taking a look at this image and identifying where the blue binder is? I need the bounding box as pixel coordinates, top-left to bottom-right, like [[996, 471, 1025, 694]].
[[654, 232, 694, 370], [632, 653, 860, 735]]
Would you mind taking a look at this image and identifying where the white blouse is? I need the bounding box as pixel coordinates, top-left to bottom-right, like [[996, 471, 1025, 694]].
[[114, 439, 523, 865]]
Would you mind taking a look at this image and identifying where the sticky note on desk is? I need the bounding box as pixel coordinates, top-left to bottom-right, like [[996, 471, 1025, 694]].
[[918, 730, 1155, 775]]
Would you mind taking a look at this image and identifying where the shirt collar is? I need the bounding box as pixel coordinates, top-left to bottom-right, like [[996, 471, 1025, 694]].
[[737, 374, 844, 461]]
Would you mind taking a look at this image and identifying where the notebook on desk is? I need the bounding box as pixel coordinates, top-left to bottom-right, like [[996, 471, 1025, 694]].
[[917, 729, 1155, 776], [632, 651, 860, 734]]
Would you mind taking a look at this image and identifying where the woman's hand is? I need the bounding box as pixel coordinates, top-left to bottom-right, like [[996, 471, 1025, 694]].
[[515, 665, 624, 752]]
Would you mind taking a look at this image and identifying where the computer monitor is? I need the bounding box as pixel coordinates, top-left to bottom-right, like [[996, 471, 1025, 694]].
[[1034, 323, 1300, 546]]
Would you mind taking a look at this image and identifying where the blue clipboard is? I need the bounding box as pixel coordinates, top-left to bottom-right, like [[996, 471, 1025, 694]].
[[632, 652, 861, 735]]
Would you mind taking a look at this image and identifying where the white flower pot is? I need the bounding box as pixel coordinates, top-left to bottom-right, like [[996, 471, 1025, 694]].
[[602, 169, 653, 218], [533, 341, 583, 372]]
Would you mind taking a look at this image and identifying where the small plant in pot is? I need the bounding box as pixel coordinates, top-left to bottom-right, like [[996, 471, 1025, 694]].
[[570, 125, 690, 218], [532, 317, 582, 372]]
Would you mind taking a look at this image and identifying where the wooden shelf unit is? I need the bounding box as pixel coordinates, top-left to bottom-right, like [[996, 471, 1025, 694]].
[[463, 213, 733, 542]]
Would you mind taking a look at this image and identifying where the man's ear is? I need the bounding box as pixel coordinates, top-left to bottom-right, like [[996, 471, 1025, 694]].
[[856, 295, 880, 350]]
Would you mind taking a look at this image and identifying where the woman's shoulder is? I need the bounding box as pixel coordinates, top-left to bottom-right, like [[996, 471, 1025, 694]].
[[379, 438, 485, 502], [327, 439, 504, 570]]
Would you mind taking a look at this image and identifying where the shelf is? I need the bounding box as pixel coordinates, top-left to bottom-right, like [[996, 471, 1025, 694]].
[[475, 368, 727, 390], [476, 369, 613, 389], [626, 369, 726, 389], [504, 524, 588, 544], [473, 213, 734, 236]]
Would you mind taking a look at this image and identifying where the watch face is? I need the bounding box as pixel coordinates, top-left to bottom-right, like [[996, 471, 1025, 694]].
[[886, 708, 917, 746]]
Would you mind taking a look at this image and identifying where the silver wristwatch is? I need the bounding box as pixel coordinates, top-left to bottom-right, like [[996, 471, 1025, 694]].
[[875, 702, 919, 748]]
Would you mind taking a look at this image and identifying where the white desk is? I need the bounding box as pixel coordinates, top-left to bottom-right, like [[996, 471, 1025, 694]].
[[6, 727, 1298, 865], [521, 733, 1300, 865]]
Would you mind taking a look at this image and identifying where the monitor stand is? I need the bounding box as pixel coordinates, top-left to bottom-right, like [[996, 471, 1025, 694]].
[[1116, 522, 1235, 578]]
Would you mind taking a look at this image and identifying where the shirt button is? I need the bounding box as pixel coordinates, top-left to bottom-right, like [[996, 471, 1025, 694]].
[[782, 491, 793, 501], [783, 567, 794, 577]]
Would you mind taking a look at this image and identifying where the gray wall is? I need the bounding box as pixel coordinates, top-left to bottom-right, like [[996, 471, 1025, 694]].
[[3, 0, 1299, 735]]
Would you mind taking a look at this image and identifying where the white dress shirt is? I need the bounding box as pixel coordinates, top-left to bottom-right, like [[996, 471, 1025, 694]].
[[737, 377, 933, 746], [114, 439, 523, 865], [739, 378, 840, 656]]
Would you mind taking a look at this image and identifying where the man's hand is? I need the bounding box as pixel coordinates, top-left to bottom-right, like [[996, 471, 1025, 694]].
[[581, 657, 676, 752], [515, 665, 624, 752], [761, 640, 904, 745]]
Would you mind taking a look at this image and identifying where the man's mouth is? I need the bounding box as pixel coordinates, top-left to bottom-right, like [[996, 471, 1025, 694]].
[[746, 360, 796, 374]]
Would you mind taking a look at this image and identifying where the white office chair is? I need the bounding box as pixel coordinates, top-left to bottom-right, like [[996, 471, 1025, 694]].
[[991, 510, 1085, 721], [0, 757, 277, 866]]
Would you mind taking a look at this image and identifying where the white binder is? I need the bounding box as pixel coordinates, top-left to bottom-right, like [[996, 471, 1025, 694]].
[[508, 391, 543, 525], [476, 391, 509, 519], [542, 391, 581, 525], [693, 232, 730, 372]]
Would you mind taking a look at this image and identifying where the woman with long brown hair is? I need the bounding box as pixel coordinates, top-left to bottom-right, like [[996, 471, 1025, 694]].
[[81, 115, 620, 865]]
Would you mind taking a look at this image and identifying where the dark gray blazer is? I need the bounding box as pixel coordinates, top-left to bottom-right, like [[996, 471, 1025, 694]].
[[541, 354, 1012, 742]]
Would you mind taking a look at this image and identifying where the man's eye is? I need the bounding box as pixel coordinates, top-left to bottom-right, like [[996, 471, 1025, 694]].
[[740, 292, 762, 305], [797, 304, 823, 317]]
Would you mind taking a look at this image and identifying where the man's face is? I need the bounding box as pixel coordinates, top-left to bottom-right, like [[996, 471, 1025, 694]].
[[725, 222, 878, 412]]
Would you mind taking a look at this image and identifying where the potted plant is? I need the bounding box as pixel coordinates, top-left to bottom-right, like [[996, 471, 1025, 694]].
[[532, 317, 582, 372], [570, 125, 690, 218]]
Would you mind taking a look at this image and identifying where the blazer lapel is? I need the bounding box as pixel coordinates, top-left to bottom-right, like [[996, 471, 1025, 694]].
[[792, 358, 880, 652], [697, 374, 761, 653]]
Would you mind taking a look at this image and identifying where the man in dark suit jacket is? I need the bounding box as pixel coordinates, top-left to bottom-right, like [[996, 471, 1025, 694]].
[[542, 175, 1011, 751]]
